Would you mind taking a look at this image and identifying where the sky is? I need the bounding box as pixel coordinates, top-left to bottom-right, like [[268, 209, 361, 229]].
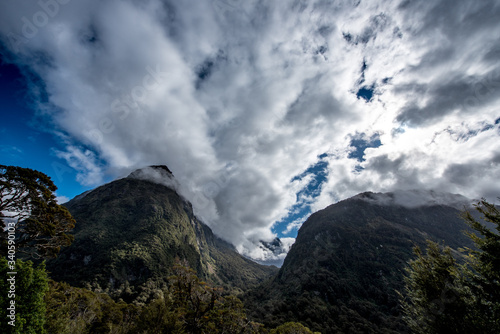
[[0, 0, 499, 263]]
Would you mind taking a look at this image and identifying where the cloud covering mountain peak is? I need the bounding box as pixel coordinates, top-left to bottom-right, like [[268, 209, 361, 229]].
[[353, 190, 473, 210]]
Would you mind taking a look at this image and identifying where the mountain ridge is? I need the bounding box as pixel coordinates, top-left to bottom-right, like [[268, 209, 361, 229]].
[[244, 191, 476, 333], [47, 166, 277, 303]]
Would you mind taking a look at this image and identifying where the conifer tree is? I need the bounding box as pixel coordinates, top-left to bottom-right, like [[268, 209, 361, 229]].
[[401, 199, 500, 333], [399, 241, 472, 334], [0, 165, 75, 259], [461, 199, 500, 332]]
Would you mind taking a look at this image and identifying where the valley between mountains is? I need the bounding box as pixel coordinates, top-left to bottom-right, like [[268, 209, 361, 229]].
[[44, 165, 478, 333]]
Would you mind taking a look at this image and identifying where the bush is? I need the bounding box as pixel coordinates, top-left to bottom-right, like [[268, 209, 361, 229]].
[[0, 258, 49, 334]]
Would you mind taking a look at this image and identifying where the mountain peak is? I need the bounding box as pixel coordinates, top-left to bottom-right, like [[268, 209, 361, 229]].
[[149, 165, 173, 174], [128, 165, 173, 177], [127, 165, 177, 190]]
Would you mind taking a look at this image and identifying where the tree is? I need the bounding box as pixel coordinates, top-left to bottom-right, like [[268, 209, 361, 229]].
[[169, 260, 260, 333], [0, 258, 49, 334], [269, 321, 319, 334], [400, 199, 500, 333], [132, 297, 182, 334], [44, 280, 139, 334], [169, 260, 221, 333], [461, 199, 500, 331], [0, 165, 75, 259], [133, 260, 264, 334], [399, 241, 473, 334]]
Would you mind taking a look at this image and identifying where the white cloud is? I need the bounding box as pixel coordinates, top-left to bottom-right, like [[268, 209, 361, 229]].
[[352, 189, 473, 210], [56, 194, 70, 204], [54, 145, 104, 186], [1, 0, 500, 261], [283, 217, 307, 235]]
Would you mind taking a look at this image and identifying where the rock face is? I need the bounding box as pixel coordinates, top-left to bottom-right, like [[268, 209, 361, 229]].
[[245, 191, 474, 333], [47, 166, 277, 302]]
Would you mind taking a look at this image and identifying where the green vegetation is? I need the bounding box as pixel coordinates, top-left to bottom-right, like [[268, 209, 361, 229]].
[[401, 199, 500, 333], [461, 199, 500, 327], [0, 165, 75, 259], [132, 260, 267, 333], [399, 241, 472, 333], [1, 257, 314, 333], [270, 322, 321, 334], [0, 258, 49, 334], [45, 280, 139, 334]]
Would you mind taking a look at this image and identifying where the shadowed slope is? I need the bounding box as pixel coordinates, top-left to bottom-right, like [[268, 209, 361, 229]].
[[245, 191, 474, 333]]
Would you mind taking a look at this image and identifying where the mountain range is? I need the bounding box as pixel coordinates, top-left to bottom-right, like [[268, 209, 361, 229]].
[[48, 166, 476, 332]]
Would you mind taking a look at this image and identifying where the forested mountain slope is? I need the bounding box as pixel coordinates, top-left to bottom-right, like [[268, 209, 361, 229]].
[[245, 191, 474, 333], [47, 166, 277, 303]]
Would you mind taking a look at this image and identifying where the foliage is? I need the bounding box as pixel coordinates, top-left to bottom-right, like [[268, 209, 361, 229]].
[[0, 258, 49, 334], [132, 297, 182, 333], [0, 165, 75, 259], [461, 199, 500, 331], [269, 322, 319, 334], [44, 280, 139, 334], [399, 241, 474, 333], [401, 199, 500, 333], [133, 260, 266, 334], [41, 260, 314, 333]]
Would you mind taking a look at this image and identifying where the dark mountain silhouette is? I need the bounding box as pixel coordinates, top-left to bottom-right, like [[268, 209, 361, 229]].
[[244, 191, 474, 333]]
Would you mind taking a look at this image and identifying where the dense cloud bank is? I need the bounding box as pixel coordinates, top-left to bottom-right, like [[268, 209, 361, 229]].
[[1, 0, 499, 261]]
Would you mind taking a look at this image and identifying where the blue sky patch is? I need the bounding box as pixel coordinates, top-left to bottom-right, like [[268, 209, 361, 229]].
[[356, 85, 375, 102], [0, 61, 92, 201], [355, 60, 375, 102], [273, 154, 329, 237], [348, 133, 382, 171]]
